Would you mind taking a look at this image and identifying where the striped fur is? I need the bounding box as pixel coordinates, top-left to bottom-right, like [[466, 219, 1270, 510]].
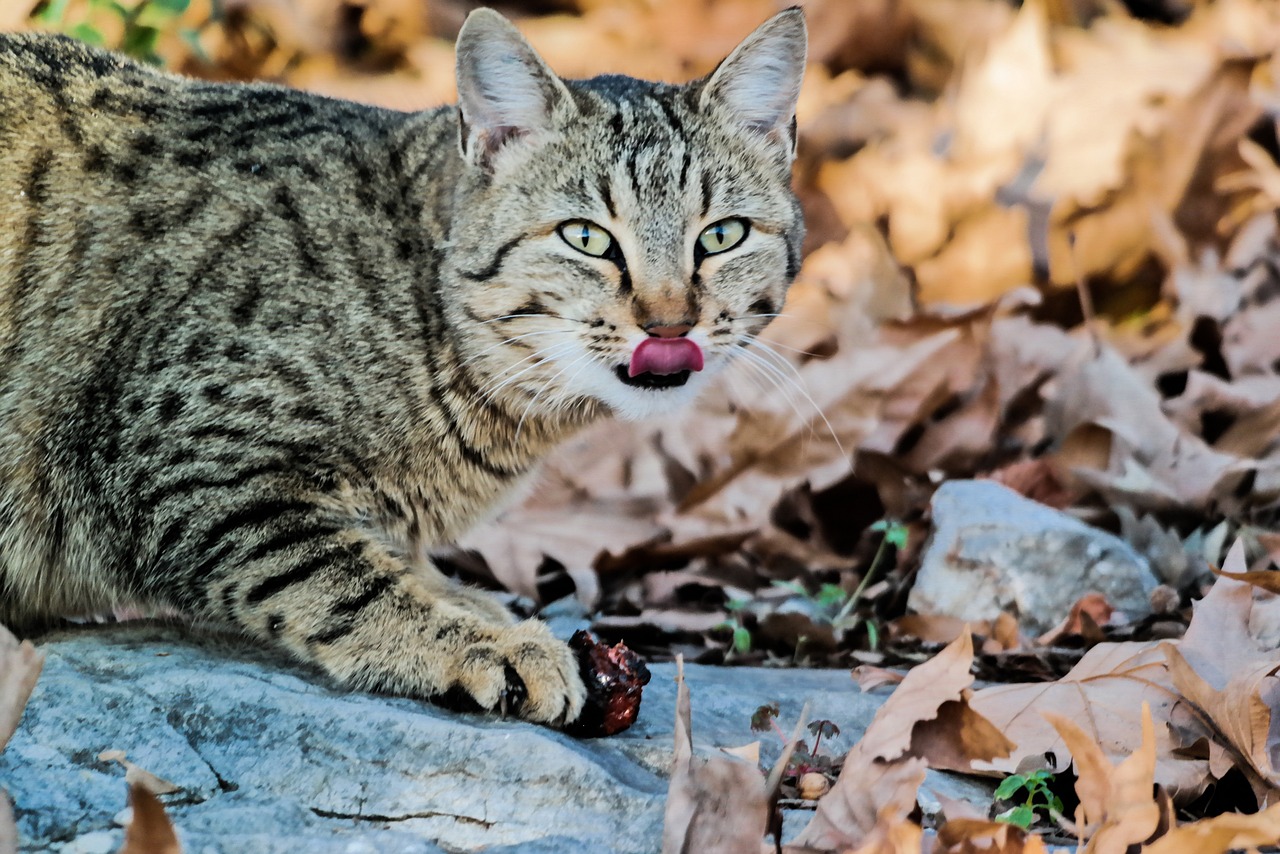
[[0, 9, 806, 725]]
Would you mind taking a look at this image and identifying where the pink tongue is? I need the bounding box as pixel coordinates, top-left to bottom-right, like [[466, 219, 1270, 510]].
[[629, 337, 705, 377]]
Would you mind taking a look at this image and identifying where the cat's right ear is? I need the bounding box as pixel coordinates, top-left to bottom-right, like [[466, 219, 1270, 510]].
[[455, 9, 574, 171], [699, 8, 807, 159]]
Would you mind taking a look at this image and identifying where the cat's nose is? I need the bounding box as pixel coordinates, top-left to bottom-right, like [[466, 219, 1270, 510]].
[[645, 323, 694, 338]]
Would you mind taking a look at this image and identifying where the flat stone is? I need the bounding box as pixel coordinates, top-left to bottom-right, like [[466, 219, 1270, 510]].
[[909, 480, 1159, 635], [1, 624, 900, 852]]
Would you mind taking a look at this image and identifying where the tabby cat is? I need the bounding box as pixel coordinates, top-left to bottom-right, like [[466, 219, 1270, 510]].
[[0, 8, 806, 725]]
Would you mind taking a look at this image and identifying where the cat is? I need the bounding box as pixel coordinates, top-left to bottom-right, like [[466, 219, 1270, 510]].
[[0, 7, 806, 726]]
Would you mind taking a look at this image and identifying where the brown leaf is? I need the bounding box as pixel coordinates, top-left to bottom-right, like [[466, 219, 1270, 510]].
[[795, 633, 1009, 849], [120, 783, 181, 854], [1141, 801, 1280, 854], [792, 752, 928, 851], [936, 817, 1052, 854], [661, 657, 768, 854], [1046, 703, 1160, 852], [909, 698, 1017, 775], [1036, 592, 1114, 647], [1, 790, 15, 854], [98, 750, 182, 796], [969, 642, 1210, 799], [852, 665, 906, 692], [1164, 540, 1280, 800], [0, 624, 43, 753]]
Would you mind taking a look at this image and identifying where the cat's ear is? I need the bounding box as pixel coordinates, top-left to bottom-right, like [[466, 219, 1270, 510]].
[[699, 7, 807, 157], [454, 9, 574, 170]]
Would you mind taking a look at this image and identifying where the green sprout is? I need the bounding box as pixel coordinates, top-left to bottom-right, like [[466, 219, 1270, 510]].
[[993, 769, 1063, 829], [717, 597, 753, 655]]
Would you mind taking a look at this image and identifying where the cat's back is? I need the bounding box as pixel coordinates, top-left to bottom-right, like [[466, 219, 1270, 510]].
[[0, 33, 439, 366]]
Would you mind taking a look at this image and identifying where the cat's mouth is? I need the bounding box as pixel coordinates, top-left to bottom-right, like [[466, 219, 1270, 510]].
[[617, 337, 703, 390], [614, 365, 693, 389]]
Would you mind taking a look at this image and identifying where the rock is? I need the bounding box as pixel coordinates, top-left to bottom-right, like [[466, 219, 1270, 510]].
[[0, 624, 919, 853], [909, 480, 1159, 635]]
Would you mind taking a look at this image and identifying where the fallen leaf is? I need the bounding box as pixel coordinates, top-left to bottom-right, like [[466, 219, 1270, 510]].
[[0, 624, 42, 753], [935, 817, 1052, 854], [1164, 540, 1280, 802], [98, 750, 182, 796], [661, 657, 768, 854], [1141, 801, 1280, 854], [1045, 703, 1160, 849], [852, 665, 906, 692], [0, 790, 14, 854], [795, 633, 1010, 849], [970, 642, 1210, 799], [119, 783, 181, 854]]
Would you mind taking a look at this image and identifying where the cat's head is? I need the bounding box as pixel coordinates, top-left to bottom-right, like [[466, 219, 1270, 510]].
[[445, 7, 806, 422]]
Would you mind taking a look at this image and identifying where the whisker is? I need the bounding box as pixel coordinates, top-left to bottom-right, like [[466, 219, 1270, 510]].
[[730, 344, 817, 442], [461, 328, 574, 366], [741, 339, 847, 459], [514, 352, 593, 444], [478, 312, 587, 326], [477, 341, 578, 404]]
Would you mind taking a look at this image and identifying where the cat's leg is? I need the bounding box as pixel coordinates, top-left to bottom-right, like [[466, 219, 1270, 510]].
[[185, 502, 583, 725], [409, 564, 517, 627]]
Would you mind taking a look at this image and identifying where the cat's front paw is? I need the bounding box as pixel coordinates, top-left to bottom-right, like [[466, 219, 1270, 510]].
[[455, 620, 586, 725]]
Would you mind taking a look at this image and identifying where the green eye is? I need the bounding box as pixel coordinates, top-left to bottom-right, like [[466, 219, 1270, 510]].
[[698, 218, 748, 255], [558, 220, 613, 257]]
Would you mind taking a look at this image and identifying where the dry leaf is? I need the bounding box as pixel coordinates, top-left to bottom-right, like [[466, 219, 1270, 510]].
[[0, 791, 15, 854], [970, 642, 1210, 799], [98, 750, 182, 796], [1141, 801, 1280, 854], [936, 817, 1052, 854], [1046, 704, 1160, 850], [795, 633, 1010, 849], [1164, 540, 1280, 801], [661, 657, 768, 854], [0, 624, 43, 753], [852, 665, 906, 692], [120, 783, 181, 854]]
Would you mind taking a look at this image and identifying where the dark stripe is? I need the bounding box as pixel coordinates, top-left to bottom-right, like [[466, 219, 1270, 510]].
[[625, 148, 641, 199], [700, 171, 713, 218], [145, 459, 294, 508], [598, 178, 616, 219], [460, 234, 525, 282], [306, 619, 358, 646], [435, 394, 517, 478], [24, 148, 52, 206], [651, 95, 686, 138], [678, 148, 691, 190], [194, 498, 309, 558], [244, 549, 332, 605], [785, 241, 800, 282], [330, 574, 394, 617], [273, 185, 327, 279]]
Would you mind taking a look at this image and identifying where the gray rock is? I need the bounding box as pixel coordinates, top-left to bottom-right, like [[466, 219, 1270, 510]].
[[0, 624, 893, 853], [909, 480, 1159, 635]]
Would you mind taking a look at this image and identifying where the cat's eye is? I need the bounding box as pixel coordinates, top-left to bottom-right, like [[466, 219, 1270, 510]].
[[698, 218, 748, 255], [558, 220, 613, 257]]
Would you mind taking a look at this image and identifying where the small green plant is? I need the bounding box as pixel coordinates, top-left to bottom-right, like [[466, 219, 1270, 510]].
[[31, 0, 201, 65], [751, 704, 843, 780], [772, 519, 908, 651], [993, 769, 1063, 829], [717, 597, 753, 655]]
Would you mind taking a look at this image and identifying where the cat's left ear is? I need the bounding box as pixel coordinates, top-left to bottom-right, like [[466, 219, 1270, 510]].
[[699, 7, 807, 158], [454, 9, 575, 170]]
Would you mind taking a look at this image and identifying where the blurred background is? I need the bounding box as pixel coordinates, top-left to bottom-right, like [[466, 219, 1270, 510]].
[[6, 0, 1280, 669]]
